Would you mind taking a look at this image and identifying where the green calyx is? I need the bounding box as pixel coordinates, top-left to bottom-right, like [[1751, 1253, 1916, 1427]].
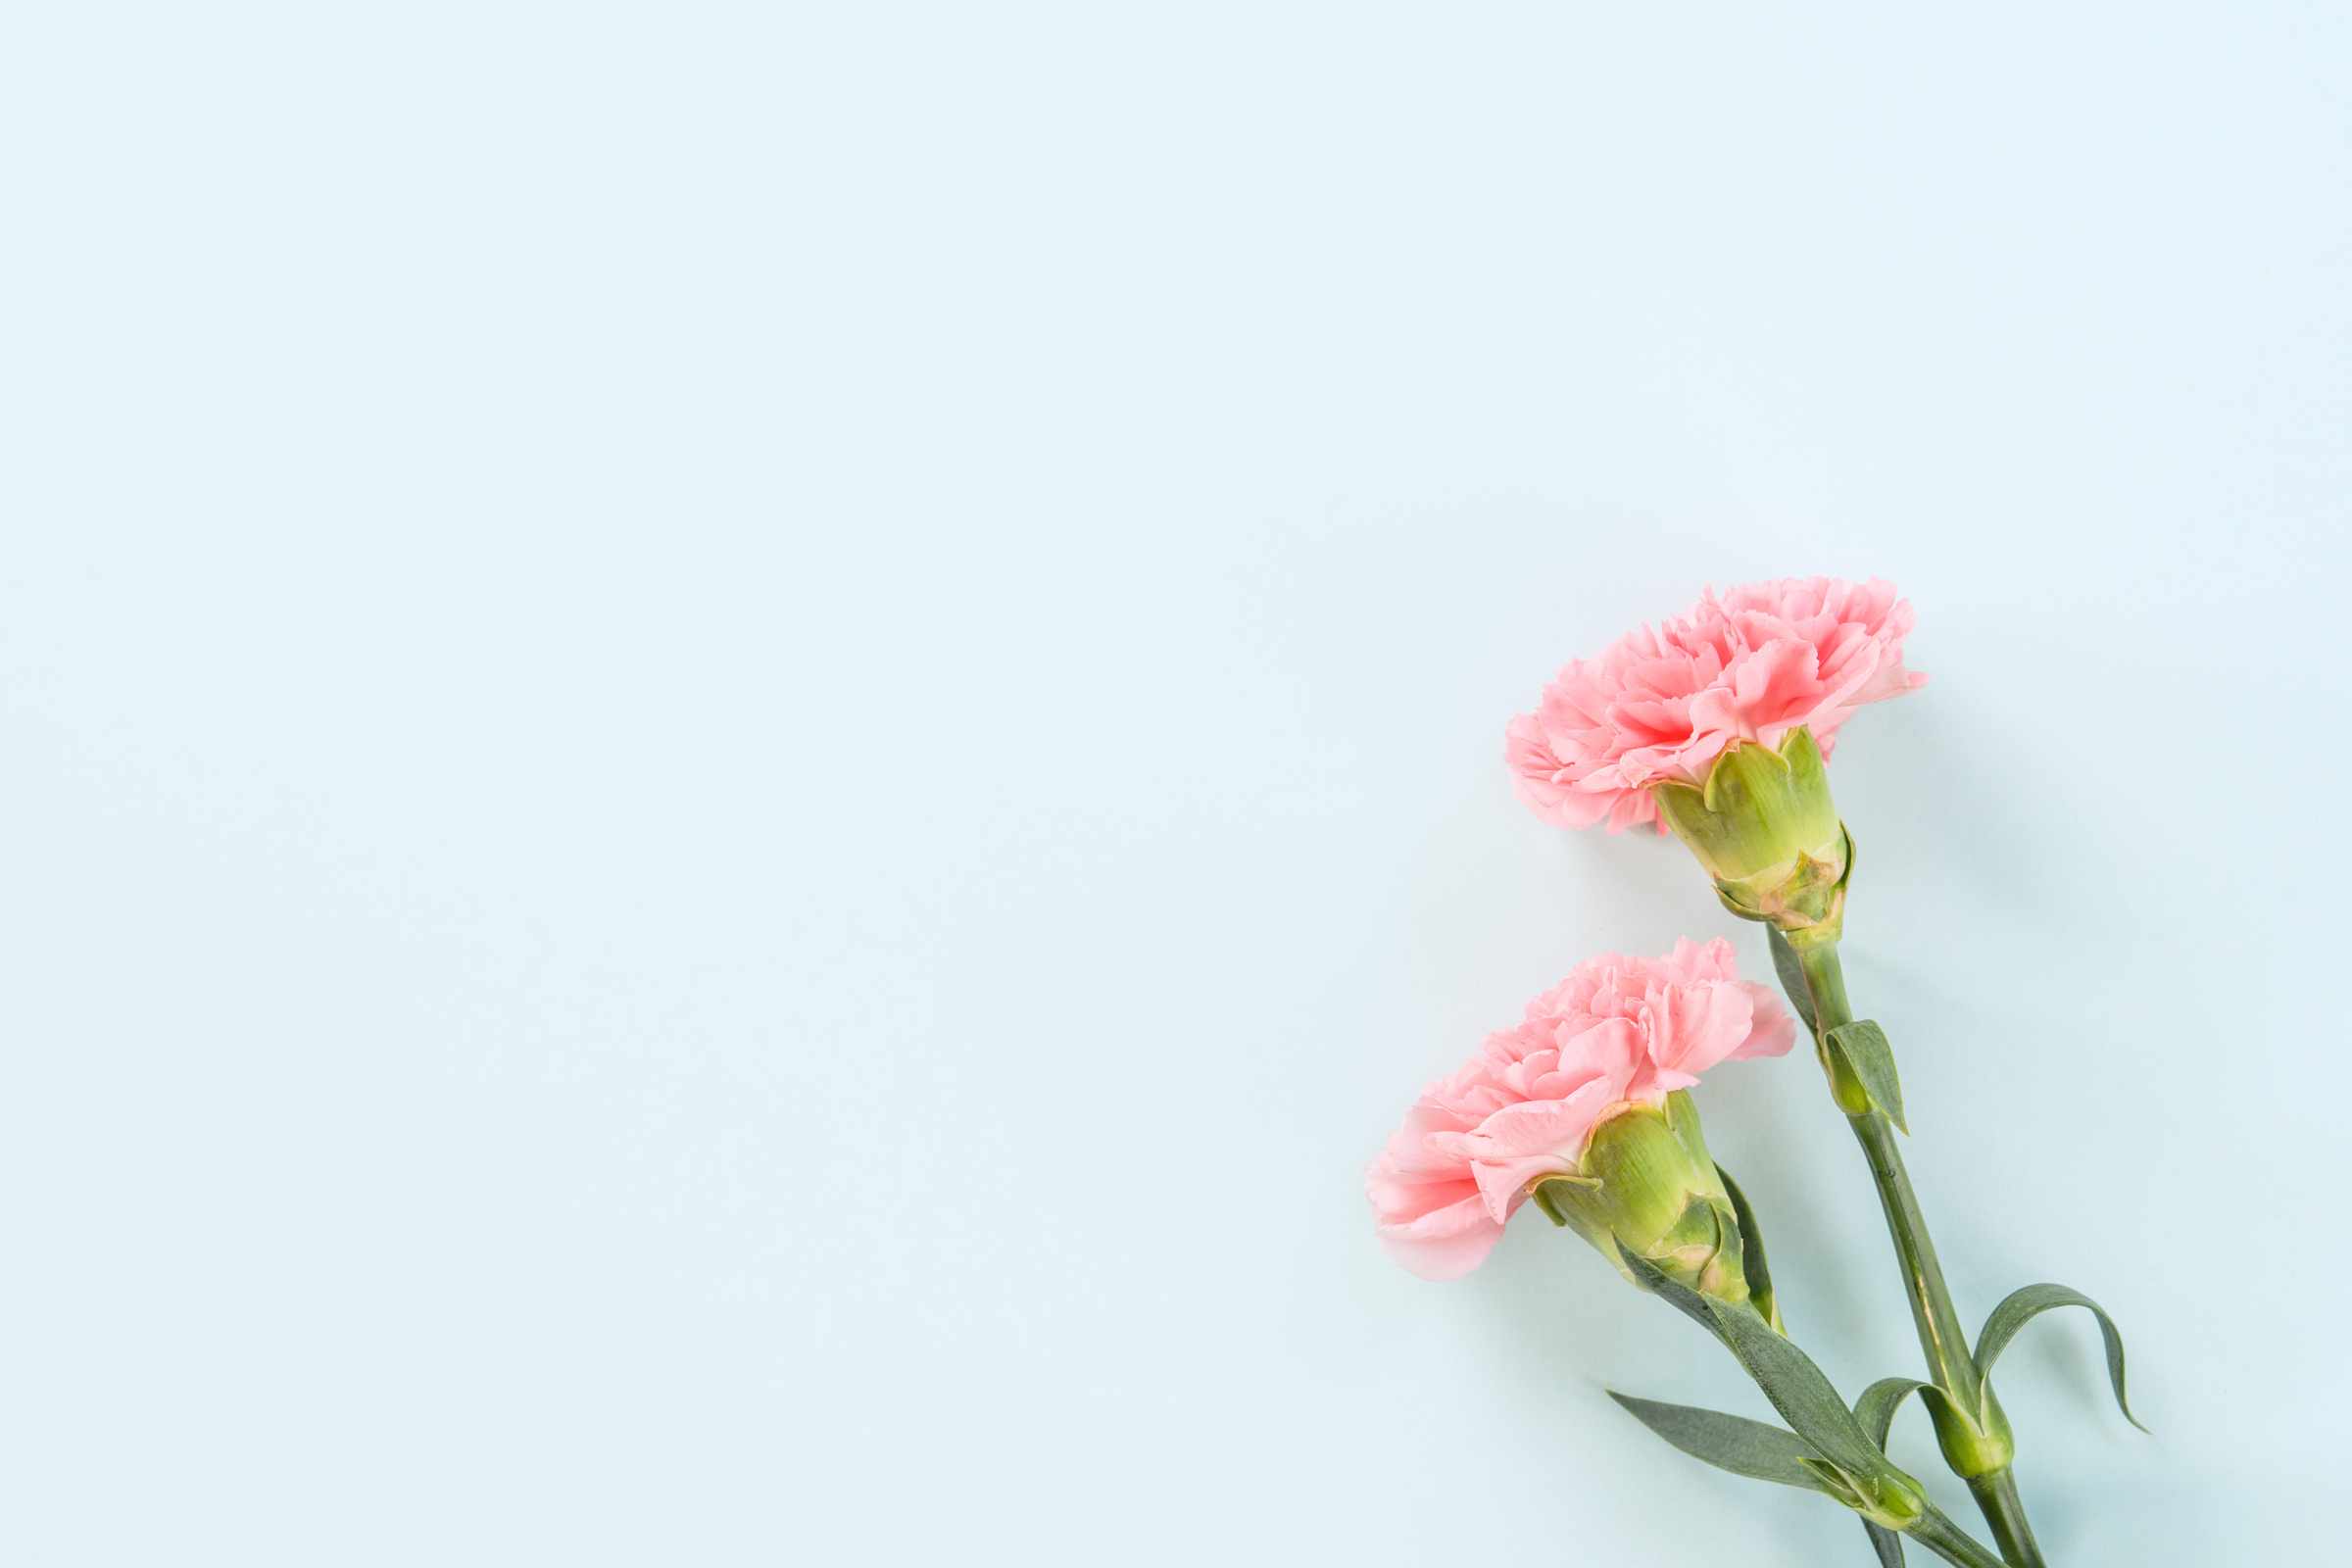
[[1651, 727, 1851, 951], [1923, 1383, 2017, 1481], [1530, 1092, 1755, 1312]]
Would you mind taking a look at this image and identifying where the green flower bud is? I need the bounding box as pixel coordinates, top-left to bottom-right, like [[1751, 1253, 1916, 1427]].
[[1529, 1091, 1758, 1314], [1649, 727, 1851, 951], [1802, 1460, 1932, 1533]]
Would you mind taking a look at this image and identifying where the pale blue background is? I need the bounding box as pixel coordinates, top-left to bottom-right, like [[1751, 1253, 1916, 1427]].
[[0, 5, 2340, 1564]]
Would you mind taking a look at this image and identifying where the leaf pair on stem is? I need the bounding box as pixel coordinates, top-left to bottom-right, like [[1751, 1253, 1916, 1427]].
[[1614, 1276, 2139, 1567], [1613, 927, 2144, 1565]]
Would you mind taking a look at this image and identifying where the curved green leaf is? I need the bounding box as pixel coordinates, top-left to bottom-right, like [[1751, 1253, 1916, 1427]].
[[1853, 1377, 1933, 1451], [1849, 1378, 1935, 1567], [1606, 1393, 1838, 1494], [1975, 1283, 2146, 1432], [1827, 1019, 1907, 1133], [1715, 1164, 1779, 1334], [1767, 925, 1818, 1033], [1712, 1298, 1885, 1474]]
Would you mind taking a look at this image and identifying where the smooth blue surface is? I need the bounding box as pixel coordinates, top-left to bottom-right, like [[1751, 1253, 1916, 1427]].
[[2, 5, 2343, 1563]]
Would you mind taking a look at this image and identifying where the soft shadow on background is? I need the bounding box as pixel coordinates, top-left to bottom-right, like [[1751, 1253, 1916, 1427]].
[[1, 4, 2343, 1565]]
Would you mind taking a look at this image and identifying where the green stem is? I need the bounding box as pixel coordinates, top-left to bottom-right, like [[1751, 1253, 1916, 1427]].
[[1968, 1472, 2045, 1568], [1908, 1507, 2017, 1568], [1846, 1108, 1978, 1408], [1796, 945, 1977, 1391], [1796, 941, 2048, 1568]]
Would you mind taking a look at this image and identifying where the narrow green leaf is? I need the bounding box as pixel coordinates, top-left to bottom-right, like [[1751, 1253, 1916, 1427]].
[[1853, 1377, 1932, 1451], [1975, 1283, 2146, 1432], [1716, 1164, 1778, 1333], [1827, 1019, 1907, 1133], [1616, 1245, 1934, 1523], [1606, 1393, 1838, 1494], [1904, 1504, 2015, 1568], [1705, 1286, 1887, 1477], [1863, 1521, 1906, 1567], [1767, 925, 1818, 1033]]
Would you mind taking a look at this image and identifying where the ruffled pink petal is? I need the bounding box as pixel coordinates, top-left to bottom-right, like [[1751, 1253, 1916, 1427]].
[[1375, 1193, 1509, 1282], [1641, 937, 1738, 988], [1642, 979, 1760, 1083], [1504, 578, 1924, 832], [1556, 1015, 1648, 1088], [1726, 980, 1799, 1059], [1450, 1082, 1621, 1220], [1365, 941, 1798, 1281]]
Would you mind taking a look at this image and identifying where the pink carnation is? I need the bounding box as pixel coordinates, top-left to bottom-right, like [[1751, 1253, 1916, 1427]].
[[1505, 577, 1928, 832], [1365, 940, 1795, 1281]]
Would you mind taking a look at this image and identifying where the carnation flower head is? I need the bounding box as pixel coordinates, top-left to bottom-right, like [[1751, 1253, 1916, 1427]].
[[1505, 576, 1927, 833], [1365, 939, 1795, 1282]]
